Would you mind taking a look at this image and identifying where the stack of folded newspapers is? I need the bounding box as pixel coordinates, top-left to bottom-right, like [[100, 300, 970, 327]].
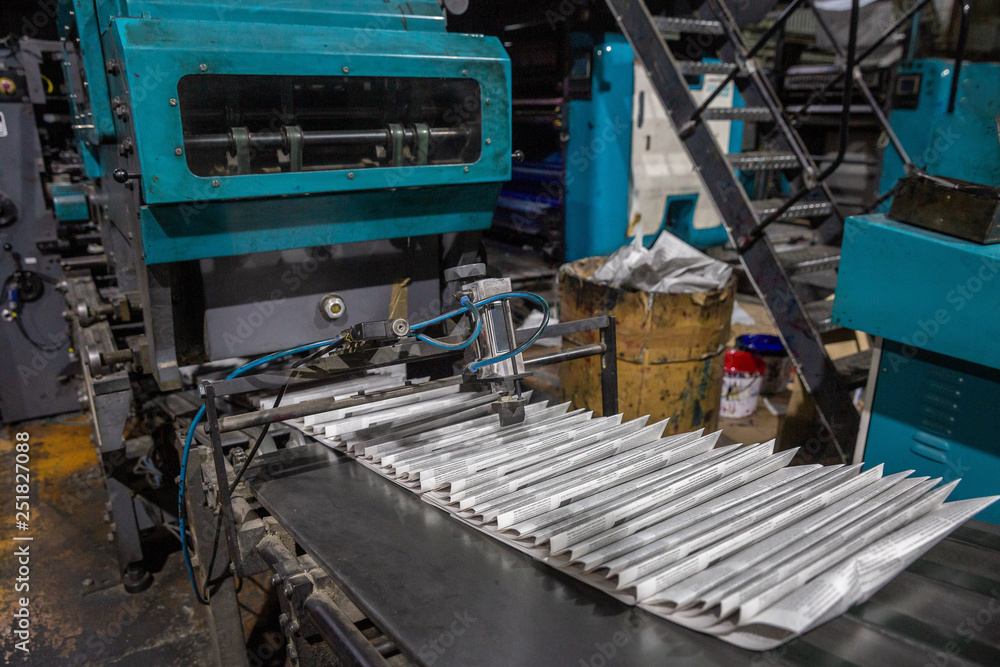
[[275, 377, 997, 650]]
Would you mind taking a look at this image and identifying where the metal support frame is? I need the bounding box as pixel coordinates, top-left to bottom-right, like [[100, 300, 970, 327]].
[[605, 0, 859, 459], [190, 315, 618, 664], [197, 316, 620, 580], [202, 383, 243, 573]]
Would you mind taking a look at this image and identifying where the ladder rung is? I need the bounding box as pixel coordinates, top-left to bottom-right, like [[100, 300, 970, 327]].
[[653, 16, 725, 35], [678, 61, 738, 76], [729, 151, 801, 171], [779, 245, 841, 274], [752, 198, 834, 220], [703, 106, 773, 121]]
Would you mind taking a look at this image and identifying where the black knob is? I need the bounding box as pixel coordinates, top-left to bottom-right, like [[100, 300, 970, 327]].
[[112, 168, 140, 184], [511, 150, 525, 162]]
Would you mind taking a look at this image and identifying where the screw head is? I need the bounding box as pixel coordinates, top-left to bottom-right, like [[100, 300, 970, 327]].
[[211, 180, 220, 187], [169, 98, 177, 106], [485, 138, 492, 145], [347, 172, 355, 180], [342, 66, 349, 74], [462, 69, 468, 76], [463, 166, 469, 173], [174, 147, 183, 156], [485, 98, 491, 105], [199, 63, 207, 71]]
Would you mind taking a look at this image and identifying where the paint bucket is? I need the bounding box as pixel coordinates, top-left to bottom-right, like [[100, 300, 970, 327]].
[[720, 349, 765, 418], [735, 334, 792, 395]]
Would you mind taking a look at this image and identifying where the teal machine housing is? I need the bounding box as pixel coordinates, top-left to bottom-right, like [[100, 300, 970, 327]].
[[833, 214, 1000, 524], [62, 0, 512, 387], [564, 34, 743, 260], [879, 58, 1000, 198]]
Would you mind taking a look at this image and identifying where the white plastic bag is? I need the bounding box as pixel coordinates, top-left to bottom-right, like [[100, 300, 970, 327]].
[[592, 232, 732, 293]]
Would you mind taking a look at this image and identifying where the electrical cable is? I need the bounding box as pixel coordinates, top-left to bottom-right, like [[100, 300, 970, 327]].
[[414, 296, 482, 350], [228, 339, 343, 492], [3, 270, 68, 353], [468, 291, 550, 372], [177, 336, 342, 604], [14, 315, 67, 353], [177, 289, 551, 603]]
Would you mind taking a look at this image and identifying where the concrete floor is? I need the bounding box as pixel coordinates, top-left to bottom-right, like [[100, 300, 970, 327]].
[[0, 416, 216, 666]]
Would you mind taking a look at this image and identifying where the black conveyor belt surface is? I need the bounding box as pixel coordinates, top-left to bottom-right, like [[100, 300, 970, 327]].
[[250, 444, 1000, 666]]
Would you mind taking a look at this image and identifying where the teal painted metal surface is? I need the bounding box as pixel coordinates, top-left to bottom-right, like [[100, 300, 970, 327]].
[[51, 183, 90, 222], [565, 41, 745, 258], [664, 194, 727, 248], [864, 340, 1000, 524], [565, 35, 634, 261], [106, 17, 511, 205], [837, 214, 1000, 523], [140, 183, 500, 263], [879, 59, 1000, 207], [833, 214, 1000, 370], [59, 0, 115, 169], [118, 0, 445, 31]]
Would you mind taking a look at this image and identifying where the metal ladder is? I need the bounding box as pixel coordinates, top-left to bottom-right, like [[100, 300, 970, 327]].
[[603, 0, 923, 460]]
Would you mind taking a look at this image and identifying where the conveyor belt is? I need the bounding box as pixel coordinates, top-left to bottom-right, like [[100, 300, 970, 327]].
[[249, 444, 1000, 666]]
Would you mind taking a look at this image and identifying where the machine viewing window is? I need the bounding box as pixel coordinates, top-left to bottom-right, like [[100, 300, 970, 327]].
[[177, 74, 483, 177]]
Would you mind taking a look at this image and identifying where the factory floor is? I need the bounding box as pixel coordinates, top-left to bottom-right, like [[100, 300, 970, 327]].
[[0, 416, 216, 666]]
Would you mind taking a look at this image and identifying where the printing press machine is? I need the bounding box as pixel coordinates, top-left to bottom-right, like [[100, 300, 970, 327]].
[[188, 280, 1000, 667], [57, 0, 510, 592], [45, 0, 1000, 663]]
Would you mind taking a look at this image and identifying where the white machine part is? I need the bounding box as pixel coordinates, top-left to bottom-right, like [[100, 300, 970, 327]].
[[627, 64, 736, 239]]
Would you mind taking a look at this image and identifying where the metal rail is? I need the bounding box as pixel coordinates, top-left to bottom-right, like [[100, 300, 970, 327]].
[[198, 315, 621, 587], [184, 126, 470, 152]]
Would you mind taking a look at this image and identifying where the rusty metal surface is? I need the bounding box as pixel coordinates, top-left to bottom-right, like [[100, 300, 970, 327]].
[[889, 174, 1000, 244], [557, 259, 733, 433]]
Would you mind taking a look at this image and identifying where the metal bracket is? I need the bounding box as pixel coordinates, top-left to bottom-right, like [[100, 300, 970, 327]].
[[284, 125, 303, 173], [231, 127, 251, 175], [388, 123, 404, 166], [414, 123, 430, 166]]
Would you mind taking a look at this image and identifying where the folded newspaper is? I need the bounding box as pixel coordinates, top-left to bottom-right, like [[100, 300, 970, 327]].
[[592, 231, 732, 293], [271, 373, 997, 650]]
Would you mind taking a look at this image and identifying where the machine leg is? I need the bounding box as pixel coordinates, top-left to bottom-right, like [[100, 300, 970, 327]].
[[89, 375, 155, 592], [104, 476, 151, 593], [189, 451, 250, 667]]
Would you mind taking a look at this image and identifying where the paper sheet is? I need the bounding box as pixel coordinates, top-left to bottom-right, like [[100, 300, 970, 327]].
[[275, 382, 997, 650]]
